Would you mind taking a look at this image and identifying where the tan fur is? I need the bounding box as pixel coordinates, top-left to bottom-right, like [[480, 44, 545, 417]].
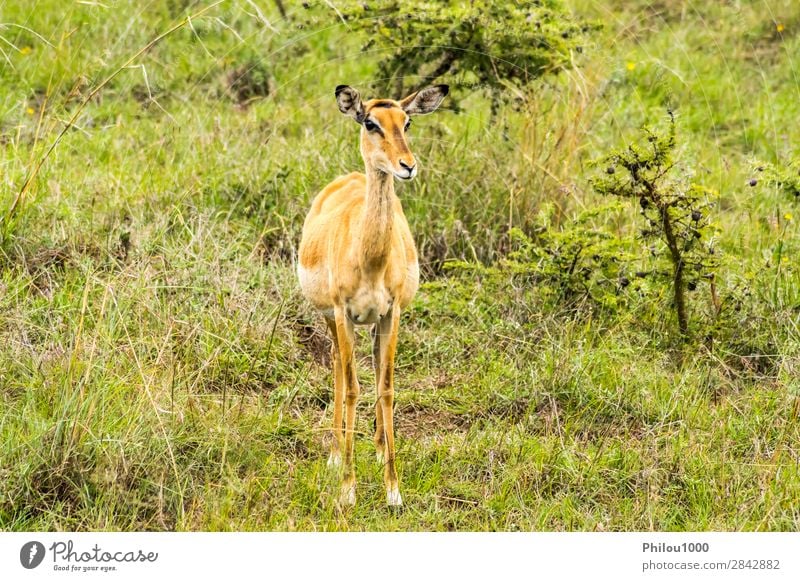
[[297, 85, 447, 506]]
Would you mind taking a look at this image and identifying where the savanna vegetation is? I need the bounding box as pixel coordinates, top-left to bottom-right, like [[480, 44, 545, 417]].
[[0, 0, 798, 531]]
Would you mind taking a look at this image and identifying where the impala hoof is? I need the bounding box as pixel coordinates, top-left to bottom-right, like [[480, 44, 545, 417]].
[[339, 482, 356, 506], [386, 485, 403, 507], [327, 451, 342, 470]]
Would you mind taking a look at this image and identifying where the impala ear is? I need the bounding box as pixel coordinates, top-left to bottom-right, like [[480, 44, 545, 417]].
[[335, 85, 364, 123], [400, 84, 449, 116]]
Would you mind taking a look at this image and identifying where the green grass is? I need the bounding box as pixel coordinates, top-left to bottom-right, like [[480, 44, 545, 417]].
[[0, 0, 799, 530]]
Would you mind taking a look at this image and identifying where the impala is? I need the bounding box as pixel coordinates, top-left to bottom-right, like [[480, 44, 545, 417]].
[[297, 84, 449, 506]]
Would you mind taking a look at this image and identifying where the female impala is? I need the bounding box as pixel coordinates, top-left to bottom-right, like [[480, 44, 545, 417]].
[[297, 84, 448, 506]]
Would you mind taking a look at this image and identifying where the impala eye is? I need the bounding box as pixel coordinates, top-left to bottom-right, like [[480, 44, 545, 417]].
[[404, 119, 412, 131], [364, 119, 378, 132]]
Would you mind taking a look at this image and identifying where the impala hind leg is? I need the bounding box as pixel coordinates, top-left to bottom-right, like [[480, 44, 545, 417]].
[[334, 306, 359, 505], [372, 323, 386, 464], [325, 318, 343, 470], [376, 305, 402, 506]]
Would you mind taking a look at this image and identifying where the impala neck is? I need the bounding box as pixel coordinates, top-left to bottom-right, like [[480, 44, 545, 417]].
[[359, 166, 394, 274]]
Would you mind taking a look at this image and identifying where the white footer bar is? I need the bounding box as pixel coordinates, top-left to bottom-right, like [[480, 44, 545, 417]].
[[1, 532, 797, 580]]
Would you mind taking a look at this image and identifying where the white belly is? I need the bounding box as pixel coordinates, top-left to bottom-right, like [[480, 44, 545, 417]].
[[297, 264, 334, 318]]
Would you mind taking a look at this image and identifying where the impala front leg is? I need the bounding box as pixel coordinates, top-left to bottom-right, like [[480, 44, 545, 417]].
[[334, 305, 359, 505], [325, 318, 343, 469], [376, 304, 402, 506], [372, 323, 385, 463]]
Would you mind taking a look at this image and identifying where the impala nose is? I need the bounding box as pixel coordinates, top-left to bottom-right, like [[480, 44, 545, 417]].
[[399, 159, 416, 178]]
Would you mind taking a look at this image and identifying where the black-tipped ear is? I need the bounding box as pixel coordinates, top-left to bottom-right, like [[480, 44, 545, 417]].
[[400, 84, 449, 116], [335, 85, 364, 123]]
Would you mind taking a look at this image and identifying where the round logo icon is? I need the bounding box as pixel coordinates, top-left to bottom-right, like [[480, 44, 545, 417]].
[[20, 541, 46, 569]]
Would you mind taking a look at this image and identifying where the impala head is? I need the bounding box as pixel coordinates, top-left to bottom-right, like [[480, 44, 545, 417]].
[[335, 84, 449, 181]]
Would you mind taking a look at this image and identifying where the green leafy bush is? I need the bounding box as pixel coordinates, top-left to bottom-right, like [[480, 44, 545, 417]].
[[329, 0, 595, 106], [591, 114, 720, 339], [756, 160, 800, 200], [441, 203, 637, 315], [503, 203, 637, 310]]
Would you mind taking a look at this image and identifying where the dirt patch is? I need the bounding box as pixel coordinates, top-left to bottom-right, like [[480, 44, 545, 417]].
[[257, 228, 296, 263], [293, 320, 331, 367], [413, 371, 456, 391], [395, 402, 468, 438]]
